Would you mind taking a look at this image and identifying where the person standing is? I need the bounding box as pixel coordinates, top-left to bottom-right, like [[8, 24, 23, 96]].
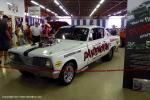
[[0, 15, 12, 65], [111, 25, 117, 36], [30, 22, 42, 44], [15, 24, 25, 46], [24, 24, 32, 44], [42, 23, 52, 42]]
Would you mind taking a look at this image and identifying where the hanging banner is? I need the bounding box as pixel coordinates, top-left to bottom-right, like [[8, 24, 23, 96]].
[[28, 6, 40, 16], [123, 0, 150, 89]]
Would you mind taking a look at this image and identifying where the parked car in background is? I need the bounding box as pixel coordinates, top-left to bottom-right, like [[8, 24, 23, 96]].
[[9, 25, 120, 85]]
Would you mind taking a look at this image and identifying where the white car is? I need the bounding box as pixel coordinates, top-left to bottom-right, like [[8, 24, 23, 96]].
[[9, 25, 120, 85]]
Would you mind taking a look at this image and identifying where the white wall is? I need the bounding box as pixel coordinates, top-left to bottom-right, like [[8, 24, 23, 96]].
[[107, 16, 124, 28]]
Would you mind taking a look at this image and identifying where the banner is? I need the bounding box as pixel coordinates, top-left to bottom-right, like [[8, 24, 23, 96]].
[[123, 0, 150, 89], [28, 6, 40, 16]]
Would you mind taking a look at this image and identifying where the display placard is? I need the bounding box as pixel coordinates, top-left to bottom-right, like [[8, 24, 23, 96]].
[[123, 0, 150, 89]]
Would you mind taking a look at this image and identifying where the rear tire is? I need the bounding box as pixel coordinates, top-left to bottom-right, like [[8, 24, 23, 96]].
[[58, 62, 75, 85], [102, 48, 114, 61]]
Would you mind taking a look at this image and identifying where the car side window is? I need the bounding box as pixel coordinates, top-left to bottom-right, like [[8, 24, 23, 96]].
[[91, 28, 104, 40]]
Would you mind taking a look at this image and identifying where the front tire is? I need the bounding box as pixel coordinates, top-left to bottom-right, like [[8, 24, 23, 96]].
[[102, 48, 114, 61], [59, 62, 75, 85]]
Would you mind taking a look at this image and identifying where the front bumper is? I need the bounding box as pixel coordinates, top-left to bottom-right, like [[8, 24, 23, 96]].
[[10, 62, 60, 79]]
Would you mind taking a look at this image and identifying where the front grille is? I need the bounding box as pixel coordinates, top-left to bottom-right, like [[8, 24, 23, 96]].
[[11, 54, 50, 68], [13, 54, 23, 64], [21, 56, 33, 65], [33, 57, 47, 67]]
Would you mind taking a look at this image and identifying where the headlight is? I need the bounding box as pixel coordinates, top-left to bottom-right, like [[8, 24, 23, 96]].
[[9, 53, 15, 60], [46, 60, 53, 70], [46, 60, 51, 67]]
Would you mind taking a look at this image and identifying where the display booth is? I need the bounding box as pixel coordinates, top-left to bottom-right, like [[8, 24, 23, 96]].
[[123, 0, 150, 92]]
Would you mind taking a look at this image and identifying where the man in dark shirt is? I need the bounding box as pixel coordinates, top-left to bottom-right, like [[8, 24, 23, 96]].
[[0, 15, 11, 65], [111, 25, 117, 36], [0, 15, 11, 50]]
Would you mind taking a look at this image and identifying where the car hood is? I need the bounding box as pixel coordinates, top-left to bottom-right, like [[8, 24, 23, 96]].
[[9, 39, 85, 57]]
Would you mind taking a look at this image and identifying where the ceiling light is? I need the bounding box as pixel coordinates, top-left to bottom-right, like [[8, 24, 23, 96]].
[[54, 0, 60, 6], [31, 0, 57, 16], [54, 0, 71, 16], [89, 0, 106, 17], [46, 9, 51, 12], [100, 0, 105, 4], [96, 4, 100, 9], [31, 0, 39, 5], [59, 5, 63, 10], [39, 5, 45, 9]]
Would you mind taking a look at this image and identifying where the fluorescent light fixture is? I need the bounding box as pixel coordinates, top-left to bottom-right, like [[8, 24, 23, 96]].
[[31, 0, 39, 5], [31, 0, 57, 16], [39, 5, 45, 9], [54, 0, 70, 16], [51, 11, 55, 14], [96, 4, 100, 9], [54, 0, 60, 5], [89, 0, 105, 17], [7, 2, 12, 6], [100, 0, 105, 4], [46, 9, 51, 12], [59, 5, 63, 10]]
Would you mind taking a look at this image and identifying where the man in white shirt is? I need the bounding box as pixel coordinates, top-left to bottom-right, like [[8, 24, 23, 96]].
[[30, 22, 42, 44]]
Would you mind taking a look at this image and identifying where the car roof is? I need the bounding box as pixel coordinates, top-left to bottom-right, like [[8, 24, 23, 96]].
[[61, 25, 104, 29]]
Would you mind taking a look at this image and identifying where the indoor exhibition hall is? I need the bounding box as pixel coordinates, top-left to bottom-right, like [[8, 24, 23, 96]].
[[0, 0, 150, 100]]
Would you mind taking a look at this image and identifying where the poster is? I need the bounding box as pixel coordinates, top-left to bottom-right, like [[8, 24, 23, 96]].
[[28, 6, 40, 16], [123, 0, 150, 89]]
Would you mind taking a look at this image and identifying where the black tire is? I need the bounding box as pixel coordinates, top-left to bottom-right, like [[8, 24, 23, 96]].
[[102, 48, 114, 61], [58, 62, 76, 85], [19, 70, 34, 77]]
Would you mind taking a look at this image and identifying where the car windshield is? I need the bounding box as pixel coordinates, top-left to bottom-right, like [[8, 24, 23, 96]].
[[55, 27, 89, 41]]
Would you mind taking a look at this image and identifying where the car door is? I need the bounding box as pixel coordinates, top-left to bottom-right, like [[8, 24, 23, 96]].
[[85, 27, 108, 64]]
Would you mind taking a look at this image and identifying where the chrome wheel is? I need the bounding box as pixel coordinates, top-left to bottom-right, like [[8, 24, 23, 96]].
[[59, 62, 76, 85], [63, 66, 74, 83]]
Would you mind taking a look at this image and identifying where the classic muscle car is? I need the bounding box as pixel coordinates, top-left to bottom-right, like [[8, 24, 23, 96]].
[[9, 25, 120, 85]]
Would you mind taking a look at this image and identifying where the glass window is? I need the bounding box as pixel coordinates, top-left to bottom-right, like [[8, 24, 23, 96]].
[[91, 28, 104, 40], [55, 28, 89, 41]]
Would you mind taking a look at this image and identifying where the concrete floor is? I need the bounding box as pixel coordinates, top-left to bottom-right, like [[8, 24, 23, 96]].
[[0, 48, 150, 100]]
